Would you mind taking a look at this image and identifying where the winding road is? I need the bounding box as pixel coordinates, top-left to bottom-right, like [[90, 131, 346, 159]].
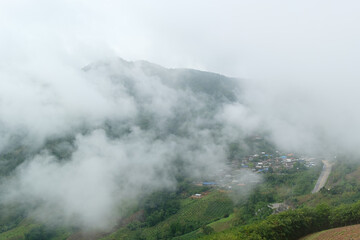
[[312, 160, 333, 193]]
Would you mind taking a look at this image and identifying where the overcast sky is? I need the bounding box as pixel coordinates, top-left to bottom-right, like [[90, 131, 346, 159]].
[[1, 0, 359, 78]]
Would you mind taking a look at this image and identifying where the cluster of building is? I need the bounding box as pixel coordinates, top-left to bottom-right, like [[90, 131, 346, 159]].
[[234, 151, 318, 173], [193, 152, 318, 191]]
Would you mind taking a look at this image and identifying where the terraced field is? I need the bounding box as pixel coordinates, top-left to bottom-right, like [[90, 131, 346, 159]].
[[208, 213, 235, 232], [300, 224, 360, 240], [101, 190, 233, 240]]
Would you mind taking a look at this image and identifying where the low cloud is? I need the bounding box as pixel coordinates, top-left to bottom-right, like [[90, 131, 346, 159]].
[[242, 77, 360, 155], [0, 58, 258, 230]]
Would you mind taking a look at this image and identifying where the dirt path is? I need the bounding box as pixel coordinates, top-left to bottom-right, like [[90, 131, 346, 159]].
[[300, 224, 360, 240], [312, 160, 333, 193]]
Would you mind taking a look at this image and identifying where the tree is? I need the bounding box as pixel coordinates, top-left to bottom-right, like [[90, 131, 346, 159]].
[[25, 226, 55, 240], [202, 225, 215, 235]]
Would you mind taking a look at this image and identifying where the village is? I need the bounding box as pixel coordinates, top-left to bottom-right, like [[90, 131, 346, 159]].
[[233, 151, 318, 173], [192, 151, 319, 198]]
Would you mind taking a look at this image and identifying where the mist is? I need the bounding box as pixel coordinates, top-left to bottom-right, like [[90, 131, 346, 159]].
[[0, 58, 260, 230], [1, 0, 360, 232]]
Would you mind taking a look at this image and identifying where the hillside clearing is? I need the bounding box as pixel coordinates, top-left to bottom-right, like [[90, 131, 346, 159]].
[[300, 224, 360, 240]]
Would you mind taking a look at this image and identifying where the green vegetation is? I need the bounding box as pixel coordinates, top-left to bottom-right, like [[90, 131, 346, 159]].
[[0, 204, 25, 234], [24, 226, 56, 240], [228, 162, 322, 227], [266, 162, 322, 198], [142, 191, 181, 227], [199, 158, 360, 240], [0, 155, 325, 240], [97, 161, 323, 240], [0, 221, 70, 240], [0, 221, 39, 240], [2, 148, 360, 240], [0, 147, 29, 176], [201, 200, 360, 240], [101, 190, 233, 240], [208, 213, 235, 232], [296, 158, 360, 207]]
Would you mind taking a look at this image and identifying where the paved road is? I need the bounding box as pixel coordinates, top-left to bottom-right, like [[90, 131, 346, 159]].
[[312, 160, 333, 193]]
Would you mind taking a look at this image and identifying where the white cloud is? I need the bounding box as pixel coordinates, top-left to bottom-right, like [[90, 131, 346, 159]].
[[1, 0, 360, 230]]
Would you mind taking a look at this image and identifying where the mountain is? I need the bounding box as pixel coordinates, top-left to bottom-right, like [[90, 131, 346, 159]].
[[0, 58, 256, 238]]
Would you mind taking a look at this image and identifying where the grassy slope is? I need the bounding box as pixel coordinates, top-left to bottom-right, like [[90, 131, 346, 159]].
[[101, 163, 323, 240], [0, 221, 39, 240], [171, 213, 236, 240], [208, 213, 235, 232], [0, 220, 71, 240], [101, 190, 233, 240]]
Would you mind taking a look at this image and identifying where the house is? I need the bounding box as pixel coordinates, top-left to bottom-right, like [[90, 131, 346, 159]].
[[257, 168, 269, 173], [202, 182, 217, 186], [268, 203, 290, 214], [190, 193, 202, 199]]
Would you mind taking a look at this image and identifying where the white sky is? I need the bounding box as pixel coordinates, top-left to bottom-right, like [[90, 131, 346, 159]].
[[1, 0, 360, 153], [1, 0, 360, 77]]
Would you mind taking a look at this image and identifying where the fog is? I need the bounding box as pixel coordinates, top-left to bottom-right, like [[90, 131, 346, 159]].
[[1, 0, 360, 230], [1, 59, 258, 229]]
